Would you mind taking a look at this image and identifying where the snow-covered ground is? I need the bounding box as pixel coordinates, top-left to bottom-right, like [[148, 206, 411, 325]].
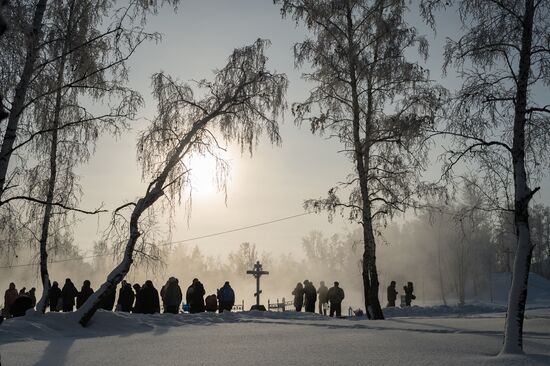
[[1, 306, 550, 366]]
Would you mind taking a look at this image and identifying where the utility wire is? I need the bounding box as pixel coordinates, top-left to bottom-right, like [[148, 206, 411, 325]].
[[0, 212, 313, 269]]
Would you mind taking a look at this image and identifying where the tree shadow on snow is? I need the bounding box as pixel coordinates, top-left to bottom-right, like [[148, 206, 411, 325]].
[[526, 354, 550, 365], [389, 318, 550, 340], [33, 338, 74, 366], [478, 353, 550, 366]]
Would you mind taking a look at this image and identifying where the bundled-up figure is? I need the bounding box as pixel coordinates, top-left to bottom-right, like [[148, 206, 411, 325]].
[[186, 278, 206, 314], [139, 280, 161, 314], [117, 281, 135, 312], [48, 281, 62, 312], [10, 293, 33, 317], [404, 282, 416, 306], [303, 280, 317, 313], [77, 280, 94, 309], [61, 278, 78, 312], [317, 281, 329, 315], [217, 281, 235, 313], [161, 277, 182, 314], [327, 281, 345, 317], [292, 282, 304, 312], [387, 281, 398, 307], [205, 294, 218, 312], [28, 288, 36, 308], [4, 282, 18, 317]]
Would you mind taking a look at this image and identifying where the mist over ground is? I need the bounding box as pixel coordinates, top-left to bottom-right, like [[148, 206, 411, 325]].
[[5, 194, 545, 312]]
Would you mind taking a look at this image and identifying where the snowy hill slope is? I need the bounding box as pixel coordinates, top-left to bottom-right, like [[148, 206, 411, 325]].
[[1, 309, 550, 366], [490, 272, 550, 307]]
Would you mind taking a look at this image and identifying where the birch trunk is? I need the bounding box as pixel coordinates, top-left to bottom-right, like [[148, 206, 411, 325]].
[[76, 199, 146, 326], [361, 202, 384, 319], [501, 0, 535, 354], [351, 78, 384, 319], [35, 35, 71, 314], [437, 239, 447, 306], [35, 106, 59, 313], [0, 0, 48, 197], [346, 4, 384, 320], [35, 1, 76, 313], [458, 243, 465, 306]]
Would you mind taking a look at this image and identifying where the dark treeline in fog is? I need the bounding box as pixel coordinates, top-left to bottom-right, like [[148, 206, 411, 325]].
[[3, 189, 549, 313], [381, 201, 550, 307]]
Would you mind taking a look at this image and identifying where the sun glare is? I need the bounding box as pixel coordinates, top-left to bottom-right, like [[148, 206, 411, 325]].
[[188, 153, 225, 196]]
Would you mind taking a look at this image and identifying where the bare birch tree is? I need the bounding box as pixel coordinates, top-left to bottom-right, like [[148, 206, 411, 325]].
[[29, 0, 147, 313], [0, 0, 178, 312], [76, 39, 287, 326], [275, 0, 443, 319], [421, 0, 550, 354]]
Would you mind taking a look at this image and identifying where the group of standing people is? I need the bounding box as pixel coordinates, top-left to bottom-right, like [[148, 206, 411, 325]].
[[2, 283, 36, 318], [183, 278, 235, 313], [292, 280, 345, 317], [386, 281, 416, 307], [3, 277, 236, 318], [47, 278, 117, 313]]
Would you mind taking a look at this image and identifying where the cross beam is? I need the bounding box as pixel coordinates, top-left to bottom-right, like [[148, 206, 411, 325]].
[[246, 261, 269, 306]]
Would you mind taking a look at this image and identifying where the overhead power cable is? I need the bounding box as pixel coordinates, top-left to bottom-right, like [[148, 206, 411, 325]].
[[0, 212, 313, 269]]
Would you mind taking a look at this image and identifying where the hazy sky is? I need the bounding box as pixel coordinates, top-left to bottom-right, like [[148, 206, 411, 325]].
[[70, 0, 549, 264]]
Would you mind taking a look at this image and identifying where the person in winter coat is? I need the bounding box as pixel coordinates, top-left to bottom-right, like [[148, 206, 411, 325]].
[[77, 280, 94, 309], [10, 294, 33, 317], [185, 280, 193, 308], [205, 294, 218, 312], [161, 277, 182, 314], [186, 278, 206, 314], [303, 280, 317, 313], [117, 281, 135, 312], [404, 282, 416, 306], [48, 281, 62, 312], [317, 281, 329, 315], [61, 278, 78, 312], [100, 285, 117, 311], [327, 281, 345, 317], [387, 281, 398, 307], [292, 282, 304, 312], [139, 280, 160, 314], [132, 284, 142, 313], [217, 281, 235, 313], [28, 287, 36, 308], [4, 282, 18, 317]]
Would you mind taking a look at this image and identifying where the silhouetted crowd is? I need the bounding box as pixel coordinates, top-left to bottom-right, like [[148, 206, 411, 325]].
[[2, 277, 235, 319], [292, 280, 345, 317], [3, 278, 418, 320], [290, 279, 416, 318], [2, 283, 36, 318]]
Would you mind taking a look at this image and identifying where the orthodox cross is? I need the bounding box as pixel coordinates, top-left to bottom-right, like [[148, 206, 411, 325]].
[[246, 261, 269, 307]]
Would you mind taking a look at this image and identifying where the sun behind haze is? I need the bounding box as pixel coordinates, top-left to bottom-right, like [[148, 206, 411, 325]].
[[69, 0, 549, 262]]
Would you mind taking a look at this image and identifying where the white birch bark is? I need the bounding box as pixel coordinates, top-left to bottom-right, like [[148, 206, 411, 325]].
[[501, 0, 536, 354], [0, 0, 48, 197]]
